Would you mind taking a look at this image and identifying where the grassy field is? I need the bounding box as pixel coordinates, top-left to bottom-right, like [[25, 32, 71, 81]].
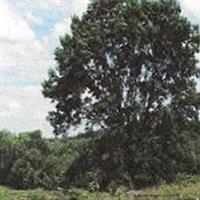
[[141, 182, 200, 199], [0, 186, 64, 200], [1, 180, 200, 200]]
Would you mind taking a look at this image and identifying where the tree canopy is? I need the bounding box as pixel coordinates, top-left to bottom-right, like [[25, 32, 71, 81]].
[[43, 0, 200, 136], [43, 0, 200, 188]]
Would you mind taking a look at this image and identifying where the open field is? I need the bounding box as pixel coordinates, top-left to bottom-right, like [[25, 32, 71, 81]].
[[2, 181, 200, 200], [0, 186, 63, 200]]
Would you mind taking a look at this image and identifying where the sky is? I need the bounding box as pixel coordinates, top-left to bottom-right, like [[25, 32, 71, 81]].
[[0, 0, 199, 137]]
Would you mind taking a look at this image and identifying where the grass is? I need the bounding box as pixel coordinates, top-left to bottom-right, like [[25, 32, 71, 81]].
[[65, 184, 200, 200], [143, 181, 200, 199], [0, 186, 64, 200], [2, 175, 200, 200]]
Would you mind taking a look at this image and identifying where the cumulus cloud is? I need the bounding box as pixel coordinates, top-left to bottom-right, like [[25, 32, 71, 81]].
[[0, 1, 35, 41], [0, 0, 89, 137], [0, 1, 53, 82], [0, 0, 54, 136], [0, 86, 53, 136], [180, 0, 200, 22], [35, 0, 89, 13], [0, 40, 53, 81]]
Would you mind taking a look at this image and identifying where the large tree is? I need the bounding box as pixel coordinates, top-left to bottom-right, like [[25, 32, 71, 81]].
[[43, 0, 200, 187]]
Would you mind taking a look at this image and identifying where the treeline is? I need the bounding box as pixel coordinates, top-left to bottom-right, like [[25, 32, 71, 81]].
[[0, 130, 91, 190], [1, 128, 200, 192]]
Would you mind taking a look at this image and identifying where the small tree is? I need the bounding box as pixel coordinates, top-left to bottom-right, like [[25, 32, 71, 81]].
[[43, 0, 200, 187]]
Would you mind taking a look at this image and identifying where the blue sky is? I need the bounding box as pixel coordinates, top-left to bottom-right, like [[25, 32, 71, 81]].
[[0, 0, 199, 137]]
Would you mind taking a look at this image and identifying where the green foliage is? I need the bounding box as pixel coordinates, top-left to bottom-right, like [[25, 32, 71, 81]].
[[175, 173, 200, 186], [0, 186, 63, 200], [0, 130, 91, 190], [10, 159, 36, 189], [2, 0, 200, 193], [44, 0, 200, 190], [64, 188, 128, 200], [0, 130, 18, 185], [143, 175, 200, 199], [3, 181, 200, 200]]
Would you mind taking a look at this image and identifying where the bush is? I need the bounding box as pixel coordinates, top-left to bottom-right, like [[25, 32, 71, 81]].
[[0, 130, 92, 190]]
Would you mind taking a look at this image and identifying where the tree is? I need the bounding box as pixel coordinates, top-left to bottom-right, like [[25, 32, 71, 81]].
[[10, 159, 36, 189], [43, 0, 200, 188], [0, 130, 17, 185]]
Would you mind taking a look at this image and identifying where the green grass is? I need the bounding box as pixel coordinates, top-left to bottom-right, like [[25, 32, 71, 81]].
[[2, 176, 200, 200], [143, 181, 200, 199], [0, 186, 63, 200], [65, 185, 200, 200]]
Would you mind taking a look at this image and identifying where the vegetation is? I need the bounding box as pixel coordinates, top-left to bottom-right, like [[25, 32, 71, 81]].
[[1, 129, 200, 198], [0, 129, 91, 190], [43, 0, 200, 190], [2, 0, 200, 198], [0, 186, 63, 200], [3, 177, 200, 200]]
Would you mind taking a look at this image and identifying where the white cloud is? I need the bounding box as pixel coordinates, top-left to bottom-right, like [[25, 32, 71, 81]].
[[0, 40, 54, 81], [34, 0, 89, 12], [0, 0, 54, 81], [0, 0, 54, 136], [0, 85, 53, 137], [70, 0, 89, 15], [180, 0, 200, 22], [13, 0, 66, 12], [0, 1, 35, 41]]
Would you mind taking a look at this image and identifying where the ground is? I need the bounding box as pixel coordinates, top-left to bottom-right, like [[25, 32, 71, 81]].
[[1, 180, 200, 200]]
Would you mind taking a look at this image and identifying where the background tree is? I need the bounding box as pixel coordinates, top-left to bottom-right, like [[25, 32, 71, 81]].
[[0, 130, 17, 186], [0, 129, 91, 190], [43, 0, 200, 188]]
